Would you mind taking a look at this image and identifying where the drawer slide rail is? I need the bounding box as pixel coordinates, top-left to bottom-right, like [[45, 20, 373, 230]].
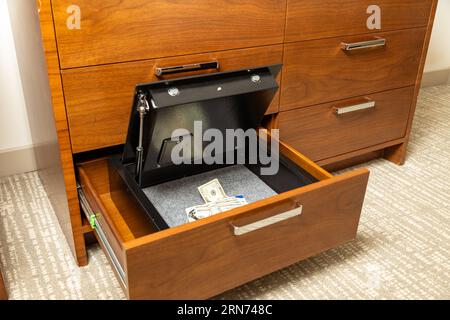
[[77, 185, 127, 286]]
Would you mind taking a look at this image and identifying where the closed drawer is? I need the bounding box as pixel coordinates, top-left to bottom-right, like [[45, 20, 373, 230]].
[[51, 0, 286, 69], [278, 86, 415, 162], [286, 0, 433, 42], [62, 45, 283, 153], [280, 28, 426, 111], [77, 141, 369, 299]]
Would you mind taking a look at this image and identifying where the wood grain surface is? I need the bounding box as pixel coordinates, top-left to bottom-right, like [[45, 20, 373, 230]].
[[123, 168, 369, 299], [278, 87, 415, 162], [51, 0, 286, 68], [62, 45, 283, 153], [281, 28, 426, 111], [286, 0, 433, 42], [76, 145, 370, 299]]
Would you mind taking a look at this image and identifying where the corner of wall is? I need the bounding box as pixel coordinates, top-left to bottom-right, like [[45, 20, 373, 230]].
[[421, 69, 450, 88], [0, 146, 37, 178], [0, 0, 36, 177]]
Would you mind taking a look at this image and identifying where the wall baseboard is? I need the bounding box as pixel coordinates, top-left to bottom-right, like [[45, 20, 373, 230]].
[[0, 146, 37, 177], [421, 69, 450, 87]]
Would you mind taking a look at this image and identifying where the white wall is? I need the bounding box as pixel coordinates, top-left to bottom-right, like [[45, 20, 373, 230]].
[[7, 0, 57, 152], [424, 0, 450, 74], [0, 0, 33, 152]]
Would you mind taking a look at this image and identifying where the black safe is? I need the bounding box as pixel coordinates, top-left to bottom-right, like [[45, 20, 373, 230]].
[[108, 65, 318, 231]]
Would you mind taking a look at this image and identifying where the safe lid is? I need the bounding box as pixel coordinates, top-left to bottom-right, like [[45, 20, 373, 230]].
[[121, 64, 281, 187]]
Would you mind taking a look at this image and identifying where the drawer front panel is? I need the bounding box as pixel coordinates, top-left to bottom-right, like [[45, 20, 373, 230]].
[[286, 0, 433, 42], [62, 45, 283, 153], [280, 28, 426, 111], [278, 87, 415, 162], [76, 149, 368, 299], [51, 0, 286, 69], [124, 169, 369, 299]]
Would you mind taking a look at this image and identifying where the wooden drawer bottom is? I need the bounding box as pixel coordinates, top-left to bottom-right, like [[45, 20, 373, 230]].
[[77, 141, 369, 299]]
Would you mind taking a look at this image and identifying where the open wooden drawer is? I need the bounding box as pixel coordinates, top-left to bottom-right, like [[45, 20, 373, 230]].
[[77, 139, 369, 299]]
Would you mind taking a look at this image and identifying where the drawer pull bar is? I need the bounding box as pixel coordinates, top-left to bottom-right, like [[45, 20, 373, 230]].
[[341, 38, 386, 51], [232, 205, 303, 236], [155, 61, 219, 77], [334, 99, 375, 115]]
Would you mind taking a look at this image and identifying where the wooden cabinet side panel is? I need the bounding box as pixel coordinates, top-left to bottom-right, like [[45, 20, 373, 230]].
[[384, 0, 439, 165], [38, 0, 87, 266]]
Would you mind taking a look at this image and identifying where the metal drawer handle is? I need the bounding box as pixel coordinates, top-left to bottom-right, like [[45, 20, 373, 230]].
[[341, 38, 386, 51], [155, 61, 219, 77], [334, 98, 376, 115], [232, 205, 303, 236]]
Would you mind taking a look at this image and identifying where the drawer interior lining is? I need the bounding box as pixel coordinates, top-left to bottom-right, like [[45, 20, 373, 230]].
[[142, 165, 278, 228], [133, 154, 318, 229]]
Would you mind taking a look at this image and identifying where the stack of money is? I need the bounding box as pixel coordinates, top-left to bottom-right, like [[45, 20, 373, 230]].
[[185, 179, 247, 222]]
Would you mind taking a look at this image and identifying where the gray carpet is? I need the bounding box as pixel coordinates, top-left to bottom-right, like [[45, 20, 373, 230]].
[[1, 85, 450, 300]]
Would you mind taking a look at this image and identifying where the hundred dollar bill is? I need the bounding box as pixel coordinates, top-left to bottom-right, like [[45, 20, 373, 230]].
[[198, 179, 227, 203]]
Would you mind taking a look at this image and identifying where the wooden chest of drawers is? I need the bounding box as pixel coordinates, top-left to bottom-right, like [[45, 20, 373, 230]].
[[37, 0, 437, 299]]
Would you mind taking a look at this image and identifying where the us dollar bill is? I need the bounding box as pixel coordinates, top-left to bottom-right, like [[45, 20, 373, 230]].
[[198, 179, 227, 203], [186, 196, 247, 222]]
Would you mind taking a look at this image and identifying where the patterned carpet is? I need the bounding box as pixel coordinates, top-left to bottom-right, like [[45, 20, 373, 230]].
[[1, 85, 450, 300]]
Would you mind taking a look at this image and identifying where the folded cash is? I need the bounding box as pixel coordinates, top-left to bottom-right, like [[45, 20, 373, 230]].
[[186, 195, 247, 222], [198, 179, 227, 203]]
